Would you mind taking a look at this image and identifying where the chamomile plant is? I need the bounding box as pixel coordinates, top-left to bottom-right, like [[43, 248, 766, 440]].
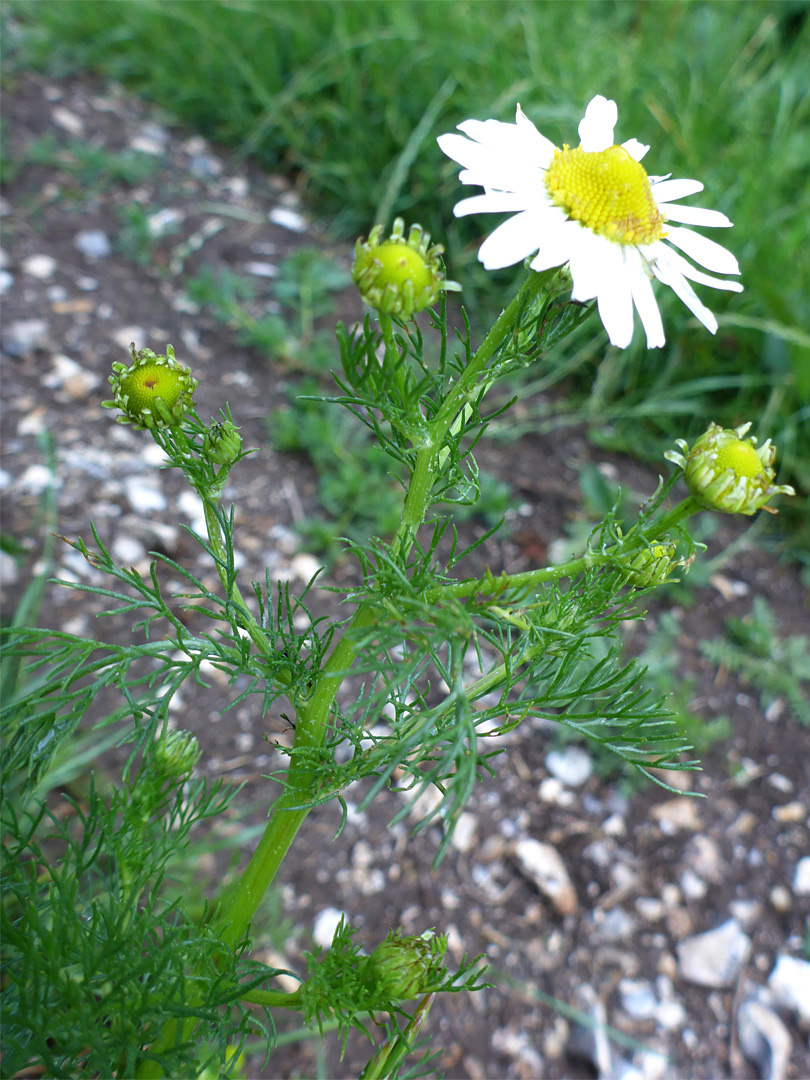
[[1, 94, 794, 1079]]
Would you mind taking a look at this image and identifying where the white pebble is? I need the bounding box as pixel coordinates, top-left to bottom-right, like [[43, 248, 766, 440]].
[[74, 230, 111, 259], [22, 254, 57, 279], [312, 907, 346, 949], [792, 856, 810, 896]]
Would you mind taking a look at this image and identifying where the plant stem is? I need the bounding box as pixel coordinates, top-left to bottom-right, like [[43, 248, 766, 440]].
[[210, 272, 563, 1004], [435, 496, 702, 601]]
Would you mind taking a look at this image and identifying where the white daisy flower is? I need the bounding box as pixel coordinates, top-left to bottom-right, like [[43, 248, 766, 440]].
[[437, 95, 743, 349]]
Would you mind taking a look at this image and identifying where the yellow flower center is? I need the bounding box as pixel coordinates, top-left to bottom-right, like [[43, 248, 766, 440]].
[[714, 439, 764, 480], [374, 242, 433, 293], [545, 144, 666, 245], [120, 361, 184, 411]]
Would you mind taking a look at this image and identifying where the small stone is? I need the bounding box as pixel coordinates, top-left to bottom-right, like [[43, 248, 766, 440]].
[[0, 270, 13, 295], [110, 534, 147, 568], [682, 834, 723, 881], [450, 812, 478, 854], [0, 550, 19, 586], [538, 776, 575, 807], [74, 229, 111, 260], [618, 978, 658, 1020], [269, 206, 307, 232], [76, 275, 99, 291], [636, 897, 665, 922], [244, 260, 279, 278], [767, 772, 793, 793], [129, 123, 169, 154], [147, 207, 184, 237], [2, 319, 49, 357], [680, 868, 708, 900], [513, 837, 577, 915], [728, 899, 762, 927], [52, 105, 84, 136], [677, 919, 751, 988], [772, 801, 805, 824], [791, 856, 810, 895], [651, 796, 702, 834], [546, 745, 593, 787], [768, 955, 810, 1025], [592, 907, 637, 943], [22, 254, 57, 279], [738, 999, 792, 1080], [18, 464, 57, 494], [289, 552, 322, 584], [111, 326, 148, 352], [769, 885, 791, 913], [312, 907, 346, 949], [123, 476, 167, 515]]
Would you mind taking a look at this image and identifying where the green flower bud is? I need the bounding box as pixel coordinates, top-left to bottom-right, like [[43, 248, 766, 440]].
[[202, 419, 243, 466], [665, 422, 795, 516], [102, 343, 197, 429], [153, 729, 201, 781], [621, 540, 679, 588], [364, 929, 447, 1001], [352, 217, 461, 317]]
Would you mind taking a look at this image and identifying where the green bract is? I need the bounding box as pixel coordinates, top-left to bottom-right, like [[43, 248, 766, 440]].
[[103, 343, 197, 429], [202, 419, 243, 466], [621, 540, 679, 588], [665, 422, 795, 516], [352, 217, 460, 317], [363, 929, 447, 1001]]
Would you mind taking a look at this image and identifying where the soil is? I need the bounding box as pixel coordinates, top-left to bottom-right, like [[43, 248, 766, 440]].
[[2, 71, 809, 1080]]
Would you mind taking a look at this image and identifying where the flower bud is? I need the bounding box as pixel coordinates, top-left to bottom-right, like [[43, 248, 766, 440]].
[[665, 422, 795, 516], [621, 540, 679, 588], [352, 217, 460, 317], [202, 419, 243, 466], [103, 343, 197, 429], [153, 729, 201, 781], [364, 929, 446, 1001]]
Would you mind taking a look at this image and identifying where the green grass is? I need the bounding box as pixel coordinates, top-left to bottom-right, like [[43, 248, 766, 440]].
[[4, 0, 809, 493]]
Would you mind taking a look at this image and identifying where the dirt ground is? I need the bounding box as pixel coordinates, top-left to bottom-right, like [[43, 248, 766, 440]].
[[2, 71, 809, 1080]]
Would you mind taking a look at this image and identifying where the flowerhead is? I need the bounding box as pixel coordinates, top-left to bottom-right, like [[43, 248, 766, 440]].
[[437, 95, 743, 348], [352, 217, 461, 317], [103, 343, 197, 429], [665, 421, 795, 515], [363, 928, 447, 1001]]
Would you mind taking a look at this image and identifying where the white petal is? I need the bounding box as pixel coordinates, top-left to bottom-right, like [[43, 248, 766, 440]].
[[595, 249, 635, 348], [515, 104, 557, 162], [578, 95, 617, 152], [528, 217, 579, 273], [453, 192, 531, 217], [628, 259, 665, 348], [650, 177, 704, 202], [660, 203, 733, 228], [567, 229, 613, 301], [656, 243, 744, 292], [621, 138, 649, 162], [477, 211, 543, 270], [664, 225, 741, 275], [653, 256, 718, 333]]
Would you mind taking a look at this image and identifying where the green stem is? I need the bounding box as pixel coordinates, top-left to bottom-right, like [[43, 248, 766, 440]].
[[201, 272, 564, 1046], [434, 495, 701, 601], [201, 496, 273, 658]]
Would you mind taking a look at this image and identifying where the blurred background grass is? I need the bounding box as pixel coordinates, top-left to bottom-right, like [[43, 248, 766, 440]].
[[3, 0, 808, 527]]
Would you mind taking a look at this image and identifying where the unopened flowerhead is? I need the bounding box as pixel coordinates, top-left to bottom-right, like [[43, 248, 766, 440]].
[[621, 540, 680, 588], [363, 928, 447, 1001], [153, 729, 201, 782], [665, 422, 795, 515], [438, 95, 743, 349], [202, 419, 242, 466], [103, 343, 197, 429], [352, 217, 460, 317]]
